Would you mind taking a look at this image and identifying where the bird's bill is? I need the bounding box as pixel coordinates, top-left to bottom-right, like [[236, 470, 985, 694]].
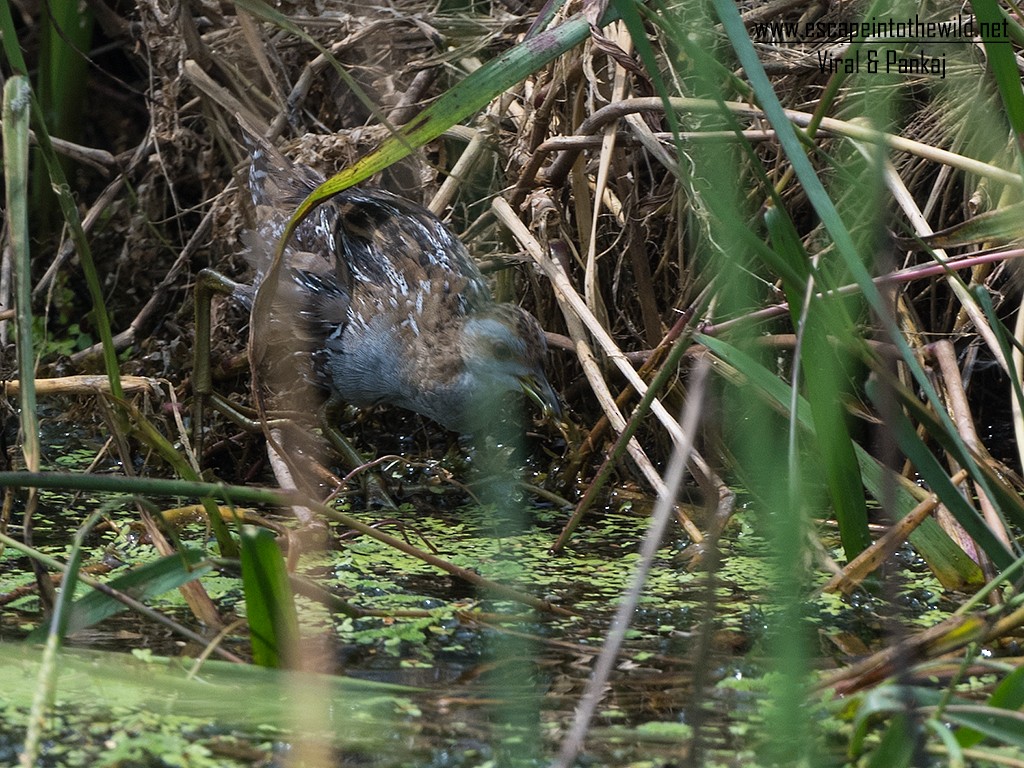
[[520, 374, 562, 423]]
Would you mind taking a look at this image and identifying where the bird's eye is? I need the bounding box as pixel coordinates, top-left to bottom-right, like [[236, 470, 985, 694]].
[[492, 341, 513, 361]]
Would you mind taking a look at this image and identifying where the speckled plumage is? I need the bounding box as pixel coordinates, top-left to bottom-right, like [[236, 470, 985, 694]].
[[240, 133, 558, 434]]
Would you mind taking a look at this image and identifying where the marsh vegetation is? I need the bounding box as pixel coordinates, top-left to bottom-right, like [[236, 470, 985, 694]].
[[4, 0, 1024, 765]]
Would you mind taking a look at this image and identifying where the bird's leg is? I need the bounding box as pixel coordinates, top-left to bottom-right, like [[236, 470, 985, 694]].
[[193, 267, 248, 460], [319, 394, 397, 510], [195, 268, 395, 508]]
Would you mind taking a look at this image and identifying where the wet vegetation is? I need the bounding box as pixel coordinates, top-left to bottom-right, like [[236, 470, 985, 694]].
[[4, 0, 1024, 765]]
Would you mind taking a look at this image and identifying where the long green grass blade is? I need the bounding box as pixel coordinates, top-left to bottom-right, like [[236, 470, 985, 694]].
[[47, 512, 105, 641], [956, 664, 1024, 747], [708, 2, 955, 431], [764, 203, 870, 558], [281, 7, 618, 234], [240, 525, 299, 668], [37, 0, 93, 143], [970, 0, 1024, 158], [8, 78, 48, 761], [0, 1, 28, 74], [866, 714, 917, 768], [3, 76, 38, 469], [699, 333, 983, 587], [28, 99, 123, 401], [865, 378, 1015, 570], [1, 642, 411, 725], [946, 706, 1024, 749], [710, 0, 1017, 572], [26, 548, 211, 642], [801, 308, 870, 557]]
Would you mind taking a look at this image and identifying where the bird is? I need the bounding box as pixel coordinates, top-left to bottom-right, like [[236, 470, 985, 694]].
[[236, 131, 560, 436]]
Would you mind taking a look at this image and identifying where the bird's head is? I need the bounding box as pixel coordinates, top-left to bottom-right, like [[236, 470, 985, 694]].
[[461, 304, 561, 425]]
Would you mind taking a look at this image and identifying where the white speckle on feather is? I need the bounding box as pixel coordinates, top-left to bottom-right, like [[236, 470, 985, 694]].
[[415, 285, 426, 315]]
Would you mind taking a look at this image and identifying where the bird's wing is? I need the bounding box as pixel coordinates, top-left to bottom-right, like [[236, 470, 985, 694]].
[[332, 189, 492, 314]]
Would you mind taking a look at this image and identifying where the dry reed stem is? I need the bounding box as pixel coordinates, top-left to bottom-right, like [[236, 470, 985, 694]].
[[4, 128, 117, 172], [155, 377, 201, 475], [237, 11, 287, 112], [2, 375, 159, 396], [267, 27, 390, 138], [701, 247, 1024, 337], [552, 355, 711, 768], [497, 194, 705, 542], [1014, 305, 1024, 477], [492, 196, 668, 495], [33, 136, 153, 300], [623, 112, 682, 178], [582, 22, 632, 327], [140, 506, 225, 629], [429, 126, 486, 216], [822, 469, 969, 595], [873, 150, 1009, 373], [820, 596, 1024, 697], [931, 341, 1013, 553], [71, 187, 222, 364], [267, 428, 319, 530], [183, 59, 269, 134], [494, 196, 691, 447], [536, 97, 1021, 191]]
